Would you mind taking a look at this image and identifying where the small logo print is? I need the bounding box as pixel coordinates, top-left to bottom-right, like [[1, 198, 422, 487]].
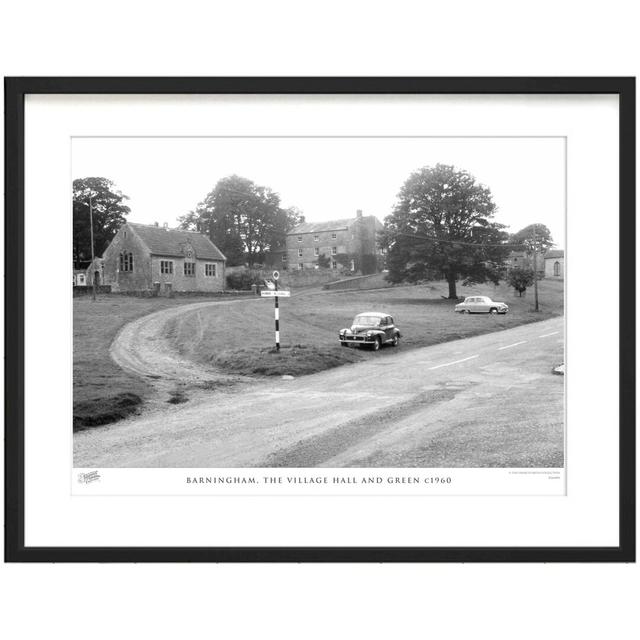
[[78, 470, 101, 484]]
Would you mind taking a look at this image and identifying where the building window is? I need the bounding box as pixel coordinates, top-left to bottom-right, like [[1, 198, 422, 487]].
[[184, 261, 195, 277], [298, 248, 303, 257], [350, 260, 355, 271], [298, 262, 304, 270], [160, 260, 173, 275], [205, 263, 217, 277], [554, 261, 560, 276], [314, 247, 319, 256], [331, 233, 337, 239], [119, 252, 134, 272], [314, 235, 319, 242], [282, 254, 287, 263], [331, 260, 337, 269], [331, 246, 337, 255], [297, 236, 303, 242]]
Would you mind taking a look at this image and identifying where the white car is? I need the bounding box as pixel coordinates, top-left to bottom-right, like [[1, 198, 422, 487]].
[[455, 296, 509, 315]]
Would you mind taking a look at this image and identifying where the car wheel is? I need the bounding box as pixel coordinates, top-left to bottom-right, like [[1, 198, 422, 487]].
[[490, 308, 498, 314], [341, 341, 348, 347], [371, 337, 381, 351], [465, 309, 471, 314], [391, 334, 399, 347]]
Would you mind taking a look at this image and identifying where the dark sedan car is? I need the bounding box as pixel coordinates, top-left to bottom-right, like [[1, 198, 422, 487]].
[[338, 311, 400, 351]]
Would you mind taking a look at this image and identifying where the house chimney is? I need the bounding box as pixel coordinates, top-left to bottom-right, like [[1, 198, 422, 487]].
[[153, 221, 159, 227], [356, 209, 363, 218]]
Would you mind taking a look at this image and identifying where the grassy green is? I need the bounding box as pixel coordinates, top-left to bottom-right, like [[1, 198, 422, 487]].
[[167, 278, 564, 375], [74, 280, 563, 426]]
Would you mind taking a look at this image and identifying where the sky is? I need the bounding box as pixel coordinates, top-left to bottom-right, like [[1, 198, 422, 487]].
[[72, 136, 565, 248]]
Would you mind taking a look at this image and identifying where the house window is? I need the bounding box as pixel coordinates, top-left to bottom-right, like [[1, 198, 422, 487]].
[[298, 262, 304, 270], [331, 233, 337, 239], [331, 260, 337, 269], [119, 252, 134, 272], [205, 263, 217, 277], [298, 248, 303, 257], [350, 260, 355, 271], [314, 247, 319, 256], [331, 246, 337, 255], [184, 262, 195, 277], [160, 260, 173, 275], [282, 254, 288, 263], [314, 235, 319, 242], [554, 261, 561, 276], [297, 236, 303, 242]]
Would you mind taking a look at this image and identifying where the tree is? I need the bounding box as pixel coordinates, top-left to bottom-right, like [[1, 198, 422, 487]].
[[510, 223, 555, 272], [507, 267, 535, 296], [382, 164, 510, 298], [73, 177, 131, 268], [316, 253, 331, 269], [183, 175, 304, 267]]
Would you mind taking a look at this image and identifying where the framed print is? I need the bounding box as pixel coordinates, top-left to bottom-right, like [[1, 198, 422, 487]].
[[4, 77, 635, 562]]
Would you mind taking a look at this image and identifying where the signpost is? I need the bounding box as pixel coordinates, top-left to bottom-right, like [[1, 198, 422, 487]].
[[260, 270, 290, 351]]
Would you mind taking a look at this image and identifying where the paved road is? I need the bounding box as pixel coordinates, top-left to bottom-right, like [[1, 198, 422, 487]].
[[74, 316, 564, 468]]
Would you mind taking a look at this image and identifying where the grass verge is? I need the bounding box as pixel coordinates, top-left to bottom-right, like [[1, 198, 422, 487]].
[[212, 343, 363, 377]]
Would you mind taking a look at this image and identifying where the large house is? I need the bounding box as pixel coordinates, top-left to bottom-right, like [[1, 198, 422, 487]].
[[94, 222, 226, 294], [283, 210, 383, 273], [544, 249, 564, 278]]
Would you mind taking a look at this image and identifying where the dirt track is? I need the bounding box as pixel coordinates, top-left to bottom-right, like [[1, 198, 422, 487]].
[[109, 299, 256, 403]]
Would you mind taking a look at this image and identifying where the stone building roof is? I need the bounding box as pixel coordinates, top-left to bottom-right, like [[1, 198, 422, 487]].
[[544, 249, 565, 259], [289, 218, 353, 235], [128, 223, 226, 261]]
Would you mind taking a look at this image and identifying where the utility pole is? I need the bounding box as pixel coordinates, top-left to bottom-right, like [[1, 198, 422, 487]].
[[532, 224, 539, 312], [89, 193, 96, 302]]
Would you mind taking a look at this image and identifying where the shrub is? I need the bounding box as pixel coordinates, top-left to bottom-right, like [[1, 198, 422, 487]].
[[226, 269, 263, 290]]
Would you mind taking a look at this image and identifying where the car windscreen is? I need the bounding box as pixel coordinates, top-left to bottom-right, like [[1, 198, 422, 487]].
[[353, 316, 380, 327]]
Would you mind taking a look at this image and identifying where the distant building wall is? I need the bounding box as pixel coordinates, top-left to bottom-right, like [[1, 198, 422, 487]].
[[150, 256, 225, 292], [545, 256, 564, 278], [101, 226, 153, 291]]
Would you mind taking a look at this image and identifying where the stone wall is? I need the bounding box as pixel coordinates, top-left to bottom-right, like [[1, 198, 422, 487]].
[[322, 272, 392, 291]]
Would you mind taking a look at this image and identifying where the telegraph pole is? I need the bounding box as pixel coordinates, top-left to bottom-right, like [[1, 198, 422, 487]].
[[274, 271, 280, 351], [532, 224, 539, 312], [89, 193, 97, 302]]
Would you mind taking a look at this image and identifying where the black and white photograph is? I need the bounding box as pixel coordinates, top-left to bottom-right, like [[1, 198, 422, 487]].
[[72, 136, 565, 478]]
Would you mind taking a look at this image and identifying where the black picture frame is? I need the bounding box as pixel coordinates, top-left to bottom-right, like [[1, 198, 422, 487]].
[[4, 77, 635, 563]]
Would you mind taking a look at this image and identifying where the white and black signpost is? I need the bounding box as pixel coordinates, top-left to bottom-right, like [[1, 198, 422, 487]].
[[261, 270, 290, 351]]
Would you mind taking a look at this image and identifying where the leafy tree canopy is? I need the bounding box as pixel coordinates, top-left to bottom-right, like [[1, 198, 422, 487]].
[[180, 175, 304, 267], [382, 164, 510, 298], [73, 177, 130, 268], [507, 266, 536, 297], [510, 224, 555, 254]]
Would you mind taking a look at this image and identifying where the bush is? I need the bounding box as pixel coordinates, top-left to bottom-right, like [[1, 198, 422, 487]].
[[226, 269, 263, 290]]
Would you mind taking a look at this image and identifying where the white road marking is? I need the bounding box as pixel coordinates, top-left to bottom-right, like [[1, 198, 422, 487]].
[[497, 341, 527, 351], [428, 354, 479, 370], [539, 331, 560, 338]]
